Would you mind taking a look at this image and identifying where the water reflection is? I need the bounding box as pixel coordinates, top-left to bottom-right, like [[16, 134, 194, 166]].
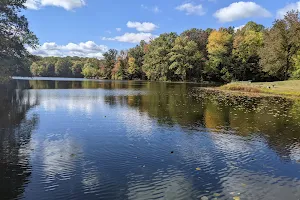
[[117, 109, 153, 139], [0, 81, 39, 200], [42, 134, 81, 183], [127, 169, 193, 200], [1, 78, 300, 199], [195, 92, 300, 160]]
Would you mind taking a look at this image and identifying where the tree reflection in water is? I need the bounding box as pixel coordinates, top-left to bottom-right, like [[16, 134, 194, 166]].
[[5, 78, 300, 199], [0, 81, 39, 200]]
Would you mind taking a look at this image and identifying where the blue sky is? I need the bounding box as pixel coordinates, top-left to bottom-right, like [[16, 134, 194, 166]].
[[24, 0, 300, 58]]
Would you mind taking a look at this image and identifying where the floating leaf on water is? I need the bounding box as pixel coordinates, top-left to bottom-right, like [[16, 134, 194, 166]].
[[201, 196, 209, 200], [213, 193, 220, 197], [241, 183, 246, 187], [196, 167, 201, 171], [233, 196, 240, 200]]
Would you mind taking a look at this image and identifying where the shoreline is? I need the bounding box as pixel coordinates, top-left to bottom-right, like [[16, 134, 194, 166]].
[[11, 77, 300, 99], [204, 81, 300, 99], [11, 76, 220, 85]]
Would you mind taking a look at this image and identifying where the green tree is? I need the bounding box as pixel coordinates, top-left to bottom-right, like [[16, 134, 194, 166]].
[[292, 51, 300, 79], [30, 62, 46, 76], [45, 62, 55, 77], [0, 0, 38, 81], [55, 59, 72, 77], [168, 36, 202, 81], [233, 22, 265, 81], [82, 63, 98, 78], [86, 58, 99, 68], [103, 49, 118, 79], [180, 28, 209, 81], [143, 33, 178, 81], [128, 41, 146, 79], [260, 11, 300, 80], [71, 61, 84, 78], [181, 28, 209, 55]]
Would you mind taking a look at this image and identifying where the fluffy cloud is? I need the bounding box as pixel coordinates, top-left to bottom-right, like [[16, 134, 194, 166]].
[[214, 1, 272, 23], [27, 41, 108, 58], [277, 2, 300, 19], [25, 0, 85, 10], [102, 33, 157, 43], [176, 3, 205, 16], [126, 21, 158, 32]]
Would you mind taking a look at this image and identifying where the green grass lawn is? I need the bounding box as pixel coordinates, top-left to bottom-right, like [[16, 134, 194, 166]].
[[219, 80, 300, 97]]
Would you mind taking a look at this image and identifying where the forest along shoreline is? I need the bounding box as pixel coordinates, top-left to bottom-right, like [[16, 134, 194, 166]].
[[25, 12, 300, 85], [3, 0, 300, 100]]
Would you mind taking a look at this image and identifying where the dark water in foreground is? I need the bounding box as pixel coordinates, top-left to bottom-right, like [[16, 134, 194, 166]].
[[1, 78, 300, 200]]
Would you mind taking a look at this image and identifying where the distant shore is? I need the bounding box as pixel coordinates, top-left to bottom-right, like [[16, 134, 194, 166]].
[[12, 76, 221, 85]]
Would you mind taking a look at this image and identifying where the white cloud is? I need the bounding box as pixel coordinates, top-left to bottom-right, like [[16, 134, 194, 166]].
[[176, 3, 205, 16], [41, 135, 80, 179], [117, 109, 153, 139], [277, 2, 300, 19], [27, 41, 108, 58], [116, 28, 122, 32], [141, 4, 161, 13], [25, 0, 85, 10], [214, 1, 272, 23], [102, 32, 157, 43], [234, 24, 245, 32], [126, 21, 158, 32]]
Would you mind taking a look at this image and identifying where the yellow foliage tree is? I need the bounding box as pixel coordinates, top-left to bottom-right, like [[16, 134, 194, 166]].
[[207, 29, 233, 82]]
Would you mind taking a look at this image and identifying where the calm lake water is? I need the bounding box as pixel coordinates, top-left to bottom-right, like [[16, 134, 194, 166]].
[[1, 78, 300, 200]]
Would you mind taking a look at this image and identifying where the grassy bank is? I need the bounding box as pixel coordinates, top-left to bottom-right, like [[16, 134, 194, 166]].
[[215, 80, 300, 98]]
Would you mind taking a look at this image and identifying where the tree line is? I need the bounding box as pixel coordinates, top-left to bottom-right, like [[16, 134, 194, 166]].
[[30, 11, 300, 82], [30, 56, 105, 78], [2, 0, 300, 83]]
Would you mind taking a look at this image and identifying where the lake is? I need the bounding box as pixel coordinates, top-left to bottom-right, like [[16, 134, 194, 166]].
[[1, 77, 300, 200]]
